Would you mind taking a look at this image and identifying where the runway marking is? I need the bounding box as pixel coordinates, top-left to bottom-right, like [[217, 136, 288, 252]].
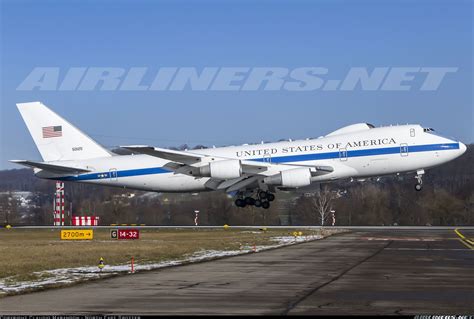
[[454, 229, 474, 249], [360, 237, 438, 242], [385, 248, 472, 251], [457, 239, 473, 250]]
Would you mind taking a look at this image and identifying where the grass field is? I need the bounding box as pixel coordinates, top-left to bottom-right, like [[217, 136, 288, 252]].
[[0, 227, 336, 284]]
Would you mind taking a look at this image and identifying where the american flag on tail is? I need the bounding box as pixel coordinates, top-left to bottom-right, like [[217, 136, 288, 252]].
[[42, 126, 62, 138]]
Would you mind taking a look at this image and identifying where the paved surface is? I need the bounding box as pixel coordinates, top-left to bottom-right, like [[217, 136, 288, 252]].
[[1, 229, 473, 315]]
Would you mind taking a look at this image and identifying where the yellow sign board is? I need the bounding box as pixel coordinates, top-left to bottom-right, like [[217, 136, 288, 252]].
[[60, 229, 93, 240]]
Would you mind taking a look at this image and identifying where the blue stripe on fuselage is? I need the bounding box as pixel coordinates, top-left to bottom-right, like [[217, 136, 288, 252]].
[[57, 166, 169, 181], [252, 143, 459, 163], [54, 143, 460, 182]]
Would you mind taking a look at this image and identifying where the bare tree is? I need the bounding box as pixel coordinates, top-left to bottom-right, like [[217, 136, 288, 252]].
[[309, 186, 337, 226], [0, 194, 9, 225], [0, 192, 20, 226]]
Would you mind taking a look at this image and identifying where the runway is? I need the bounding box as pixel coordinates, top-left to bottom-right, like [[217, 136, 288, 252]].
[[1, 229, 472, 315]]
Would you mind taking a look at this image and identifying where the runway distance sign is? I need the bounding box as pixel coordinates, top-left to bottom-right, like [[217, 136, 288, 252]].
[[60, 229, 93, 240], [111, 229, 140, 240]]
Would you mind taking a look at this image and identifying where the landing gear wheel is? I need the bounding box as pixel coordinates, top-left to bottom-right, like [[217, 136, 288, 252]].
[[235, 198, 246, 207], [259, 191, 267, 200], [254, 200, 262, 207], [262, 201, 270, 209], [267, 193, 275, 202], [245, 197, 255, 206], [414, 169, 424, 192]]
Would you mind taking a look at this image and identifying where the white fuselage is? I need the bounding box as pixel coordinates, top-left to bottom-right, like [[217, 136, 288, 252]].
[[38, 124, 466, 192]]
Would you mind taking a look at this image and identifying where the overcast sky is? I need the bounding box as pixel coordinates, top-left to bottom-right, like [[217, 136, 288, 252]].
[[0, 0, 472, 169]]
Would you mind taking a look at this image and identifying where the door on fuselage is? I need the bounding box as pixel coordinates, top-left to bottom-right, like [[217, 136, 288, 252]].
[[109, 168, 118, 181], [262, 154, 272, 163], [400, 143, 409, 157], [339, 148, 348, 161]]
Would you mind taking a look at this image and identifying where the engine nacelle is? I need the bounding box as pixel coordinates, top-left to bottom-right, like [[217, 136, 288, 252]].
[[263, 168, 312, 188], [199, 160, 242, 179]]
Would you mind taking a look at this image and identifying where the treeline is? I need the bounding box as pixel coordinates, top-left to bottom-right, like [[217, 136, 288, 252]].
[[0, 145, 472, 226]]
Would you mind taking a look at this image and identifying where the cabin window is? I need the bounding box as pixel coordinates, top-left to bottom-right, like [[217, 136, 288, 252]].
[[410, 128, 415, 137]]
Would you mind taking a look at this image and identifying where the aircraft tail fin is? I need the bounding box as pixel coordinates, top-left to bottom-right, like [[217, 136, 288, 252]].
[[16, 102, 112, 161]]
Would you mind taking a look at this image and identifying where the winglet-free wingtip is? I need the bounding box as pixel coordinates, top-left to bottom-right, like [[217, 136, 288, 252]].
[[16, 101, 42, 109], [9, 160, 25, 164]]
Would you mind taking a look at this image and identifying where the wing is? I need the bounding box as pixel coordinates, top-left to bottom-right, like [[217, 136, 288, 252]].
[[10, 160, 91, 174], [121, 145, 334, 192], [120, 145, 202, 164], [121, 145, 271, 175], [122, 145, 261, 192]]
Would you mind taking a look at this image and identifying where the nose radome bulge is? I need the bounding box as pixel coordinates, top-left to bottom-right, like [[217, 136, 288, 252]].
[[459, 142, 467, 155]]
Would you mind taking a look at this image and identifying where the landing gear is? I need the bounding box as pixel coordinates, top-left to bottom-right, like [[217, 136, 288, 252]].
[[245, 197, 256, 206], [235, 198, 246, 207], [258, 190, 274, 201], [414, 169, 424, 192], [257, 190, 274, 209], [234, 191, 275, 209]]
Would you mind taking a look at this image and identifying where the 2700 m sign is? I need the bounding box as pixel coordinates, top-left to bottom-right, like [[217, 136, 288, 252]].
[[61, 229, 93, 240], [111, 229, 140, 240]]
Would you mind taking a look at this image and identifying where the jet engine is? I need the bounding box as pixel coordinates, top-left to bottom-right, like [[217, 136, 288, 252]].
[[199, 160, 242, 179], [263, 168, 312, 188]]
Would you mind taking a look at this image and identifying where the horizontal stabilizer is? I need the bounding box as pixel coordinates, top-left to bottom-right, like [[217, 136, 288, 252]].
[[10, 160, 91, 174]]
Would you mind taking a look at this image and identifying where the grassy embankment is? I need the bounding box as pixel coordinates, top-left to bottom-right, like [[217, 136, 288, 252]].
[[0, 227, 337, 282]]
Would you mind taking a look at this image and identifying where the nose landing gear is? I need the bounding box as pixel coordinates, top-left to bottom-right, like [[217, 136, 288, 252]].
[[414, 169, 424, 191]]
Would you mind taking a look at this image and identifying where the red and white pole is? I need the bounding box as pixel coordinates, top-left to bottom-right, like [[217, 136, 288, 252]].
[[55, 181, 65, 226], [194, 210, 199, 226], [60, 182, 65, 226], [53, 195, 56, 226]]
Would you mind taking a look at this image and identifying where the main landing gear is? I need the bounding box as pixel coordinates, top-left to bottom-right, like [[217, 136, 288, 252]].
[[235, 190, 275, 209], [414, 169, 424, 192]]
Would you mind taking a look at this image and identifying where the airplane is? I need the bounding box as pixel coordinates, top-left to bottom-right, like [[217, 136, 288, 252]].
[[11, 102, 467, 209]]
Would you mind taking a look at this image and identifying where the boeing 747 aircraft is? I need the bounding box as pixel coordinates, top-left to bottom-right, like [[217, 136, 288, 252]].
[[12, 102, 467, 209]]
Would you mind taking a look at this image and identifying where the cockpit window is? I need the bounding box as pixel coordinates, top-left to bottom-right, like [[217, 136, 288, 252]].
[[423, 128, 456, 141]]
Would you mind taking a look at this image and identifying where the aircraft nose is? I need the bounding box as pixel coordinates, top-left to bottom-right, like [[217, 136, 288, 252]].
[[459, 142, 467, 155]]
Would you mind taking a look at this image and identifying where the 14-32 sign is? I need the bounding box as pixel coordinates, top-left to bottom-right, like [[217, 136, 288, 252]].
[[111, 229, 139, 240]]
